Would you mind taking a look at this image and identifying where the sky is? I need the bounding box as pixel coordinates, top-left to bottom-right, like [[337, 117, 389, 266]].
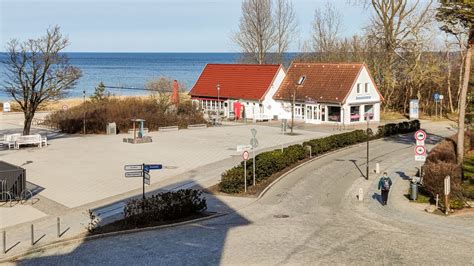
[[0, 0, 371, 52]]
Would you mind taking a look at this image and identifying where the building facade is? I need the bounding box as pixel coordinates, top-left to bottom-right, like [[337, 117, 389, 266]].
[[189, 64, 286, 120], [273, 63, 383, 125]]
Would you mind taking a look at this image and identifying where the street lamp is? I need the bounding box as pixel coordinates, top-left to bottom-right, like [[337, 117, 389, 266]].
[[365, 112, 372, 180], [216, 84, 221, 123], [83, 89, 86, 135]]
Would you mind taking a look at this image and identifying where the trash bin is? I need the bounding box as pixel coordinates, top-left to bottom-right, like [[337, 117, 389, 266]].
[[410, 182, 418, 200]]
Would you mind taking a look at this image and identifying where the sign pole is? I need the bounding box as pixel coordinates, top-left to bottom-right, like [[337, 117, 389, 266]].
[[244, 159, 247, 193], [435, 101, 438, 118], [252, 147, 255, 186], [142, 163, 145, 200]]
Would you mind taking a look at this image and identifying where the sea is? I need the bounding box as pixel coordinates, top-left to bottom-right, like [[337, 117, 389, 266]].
[[0, 52, 246, 100]]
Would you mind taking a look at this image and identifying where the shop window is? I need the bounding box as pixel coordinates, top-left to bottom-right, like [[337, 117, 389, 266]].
[[364, 105, 374, 120], [327, 106, 341, 122], [350, 106, 360, 122]]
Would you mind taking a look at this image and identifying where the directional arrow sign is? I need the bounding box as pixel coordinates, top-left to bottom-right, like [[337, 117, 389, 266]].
[[125, 171, 143, 178], [146, 164, 163, 170], [124, 165, 142, 171], [144, 172, 151, 185]]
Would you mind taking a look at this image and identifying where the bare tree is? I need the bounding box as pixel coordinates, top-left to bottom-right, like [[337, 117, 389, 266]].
[[146, 77, 186, 113], [233, 0, 275, 64], [2, 26, 82, 135], [273, 0, 297, 63], [312, 2, 342, 61]]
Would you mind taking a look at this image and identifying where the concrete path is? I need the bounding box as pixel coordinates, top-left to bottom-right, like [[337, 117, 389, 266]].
[[8, 121, 473, 264]]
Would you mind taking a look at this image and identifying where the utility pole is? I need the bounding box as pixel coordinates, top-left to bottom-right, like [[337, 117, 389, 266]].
[[291, 91, 295, 134]]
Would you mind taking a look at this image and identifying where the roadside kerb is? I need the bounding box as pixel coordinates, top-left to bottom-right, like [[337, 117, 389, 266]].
[[0, 212, 224, 263]]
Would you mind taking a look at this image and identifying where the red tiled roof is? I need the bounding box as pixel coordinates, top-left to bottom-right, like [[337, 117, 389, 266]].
[[274, 63, 370, 103], [189, 64, 281, 101]]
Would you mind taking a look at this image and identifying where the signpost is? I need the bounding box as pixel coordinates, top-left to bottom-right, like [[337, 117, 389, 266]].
[[444, 175, 451, 215], [414, 130, 427, 180], [409, 99, 419, 120], [242, 150, 249, 192], [434, 93, 440, 118], [250, 128, 258, 186], [124, 163, 163, 200], [439, 94, 444, 117]]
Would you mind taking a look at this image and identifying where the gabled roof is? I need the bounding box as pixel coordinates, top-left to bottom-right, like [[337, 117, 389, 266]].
[[274, 63, 375, 103], [189, 64, 281, 101]]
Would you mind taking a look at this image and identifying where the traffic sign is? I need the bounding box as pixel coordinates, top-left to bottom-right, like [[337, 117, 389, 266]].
[[62, 105, 68, 111], [125, 171, 143, 178], [124, 165, 142, 171], [415, 155, 426, 162], [415, 130, 427, 142], [242, 150, 250, 160], [144, 164, 162, 171], [415, 145, 426, 155], [250, 138, 259, 148], [237, 144, 252, 152], [434, 92, 440, 102], [144, 174, 150, 185]]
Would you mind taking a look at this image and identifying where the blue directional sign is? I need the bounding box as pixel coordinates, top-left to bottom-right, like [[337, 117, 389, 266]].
[[434, 92, 440, 102], [145, 164, 162, 171]]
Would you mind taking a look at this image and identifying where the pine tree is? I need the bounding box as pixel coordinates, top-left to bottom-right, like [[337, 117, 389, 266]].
[[90, 81, 110, 103]]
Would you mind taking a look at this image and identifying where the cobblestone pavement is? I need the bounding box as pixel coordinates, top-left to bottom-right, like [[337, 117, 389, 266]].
[[10, 121, 474, 265]]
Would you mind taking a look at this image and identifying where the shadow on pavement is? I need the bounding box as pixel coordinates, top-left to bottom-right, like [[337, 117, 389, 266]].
[[372, 193, 383, 205], [15, 181, 251, 265]]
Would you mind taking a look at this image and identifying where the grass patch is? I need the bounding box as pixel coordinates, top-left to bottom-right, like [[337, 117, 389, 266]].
[[381, 111, 406, 121], [463, 152, 474, 180], [404, 186, 433, 204]]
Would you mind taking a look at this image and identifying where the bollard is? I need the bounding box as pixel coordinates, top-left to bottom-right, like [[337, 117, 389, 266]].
[[2, 231, 5, 254], [358, 188, 364, 201], [57, 217, 61, 238], [436, 194, 439, 209], [31, 224, 34, 246], [375, 163, 380, 174], [281, 144, 284, 153]]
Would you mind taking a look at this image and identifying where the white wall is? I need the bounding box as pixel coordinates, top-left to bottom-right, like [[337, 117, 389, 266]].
[[344, 66, 381, 123], [262, 67, 287, 119]]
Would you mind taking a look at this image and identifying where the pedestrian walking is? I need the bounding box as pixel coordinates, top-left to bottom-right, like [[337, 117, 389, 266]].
[[378, 172, 392, 205]]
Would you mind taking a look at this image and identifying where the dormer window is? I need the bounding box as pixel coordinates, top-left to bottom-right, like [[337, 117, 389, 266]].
[[297, 75, 306, 85]]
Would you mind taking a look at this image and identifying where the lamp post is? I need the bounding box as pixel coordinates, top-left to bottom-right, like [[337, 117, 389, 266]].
[[83, 89, 86, 135], [216, 84, 220, 123]]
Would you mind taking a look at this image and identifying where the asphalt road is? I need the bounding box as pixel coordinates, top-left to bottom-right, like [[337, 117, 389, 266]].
[[15, 122, 474, 265]]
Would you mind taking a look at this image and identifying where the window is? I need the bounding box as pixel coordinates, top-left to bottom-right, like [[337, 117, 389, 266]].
[[327, 106, 341, 122], [364, 105, 374, 120], [297, 75, 306, 85], [350, 106, 360, 122], [357, 83, 361, 93], [365, 83, 369, 93]]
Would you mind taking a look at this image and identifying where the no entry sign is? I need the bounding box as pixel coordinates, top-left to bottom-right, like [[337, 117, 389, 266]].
[[242, 150, 250, 161]]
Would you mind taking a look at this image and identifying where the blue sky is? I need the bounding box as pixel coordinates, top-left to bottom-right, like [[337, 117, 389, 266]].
[[0, 0, 370, 52]]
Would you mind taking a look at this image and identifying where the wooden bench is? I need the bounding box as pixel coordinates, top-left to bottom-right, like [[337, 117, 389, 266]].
[[158, 126, 179, 132], [127, 128, 149, 134], [15, 134, 47, 149], [187, 124, 207, 129]]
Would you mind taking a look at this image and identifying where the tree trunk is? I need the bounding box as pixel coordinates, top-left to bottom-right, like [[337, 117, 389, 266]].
[[446, 51, 455, 113], [457, 52, 465, 112], [23, 113, 34, 135], [457, 35, 472, 164]]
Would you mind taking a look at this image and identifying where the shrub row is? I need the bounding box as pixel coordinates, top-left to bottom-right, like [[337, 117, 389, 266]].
[[46, 97, 206, 134], [123, 189, 207, 226], [219, 120, 420, 194]]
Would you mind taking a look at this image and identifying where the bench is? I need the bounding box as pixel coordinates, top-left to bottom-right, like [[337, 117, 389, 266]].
[[158, 126, 179, 132], [15, 134, 47, 149], [127, 128, 149, 134], [187, 124, 207, 129], [253, 114, 272, 122], [2, 133, 21, 149]]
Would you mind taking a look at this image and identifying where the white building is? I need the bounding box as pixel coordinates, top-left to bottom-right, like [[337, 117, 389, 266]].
[[273, 63, 383, 125], [189, 64, 286, 120]]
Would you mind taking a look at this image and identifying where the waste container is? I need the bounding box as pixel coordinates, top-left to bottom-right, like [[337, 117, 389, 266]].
[[410, 182, 418, 200]]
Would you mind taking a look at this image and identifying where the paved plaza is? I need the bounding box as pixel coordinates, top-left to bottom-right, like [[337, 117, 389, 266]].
[[0, 113, 329, 228]]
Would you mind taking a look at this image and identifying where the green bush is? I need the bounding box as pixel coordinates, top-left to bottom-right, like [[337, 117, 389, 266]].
[[124, 189, 207, 226], [218, 120, 420, 194]]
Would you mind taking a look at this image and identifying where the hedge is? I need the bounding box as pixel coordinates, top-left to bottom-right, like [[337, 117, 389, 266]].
[[219, 120, 420, 193], [123, 189, 207, 226]]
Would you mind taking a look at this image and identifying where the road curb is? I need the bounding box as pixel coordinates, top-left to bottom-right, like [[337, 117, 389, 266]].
[[0, 212, 224, 263]]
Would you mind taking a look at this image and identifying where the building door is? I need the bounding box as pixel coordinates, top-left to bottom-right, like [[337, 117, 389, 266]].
[[305, 104, 321, 124]]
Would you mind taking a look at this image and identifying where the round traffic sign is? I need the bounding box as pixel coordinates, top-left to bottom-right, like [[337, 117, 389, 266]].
[[242, 150, 250, 160], [62, 105, 68, 111], [415, 130, 426, 141], [415, 145, 426, 155]]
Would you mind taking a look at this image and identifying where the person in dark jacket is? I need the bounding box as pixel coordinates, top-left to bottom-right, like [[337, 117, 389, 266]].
[[378, 172, 392, 205]]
